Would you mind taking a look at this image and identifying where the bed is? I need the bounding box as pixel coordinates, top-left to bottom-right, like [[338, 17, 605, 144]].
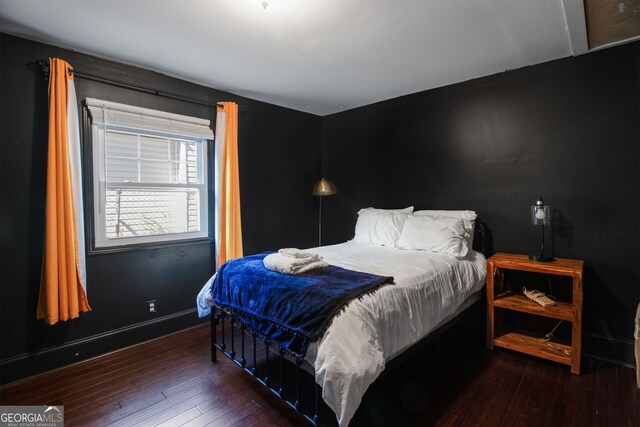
[[197, 209, 488, 426]]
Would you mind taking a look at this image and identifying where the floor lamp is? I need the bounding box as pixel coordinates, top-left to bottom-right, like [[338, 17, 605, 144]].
[[312, 178, 337, 246]]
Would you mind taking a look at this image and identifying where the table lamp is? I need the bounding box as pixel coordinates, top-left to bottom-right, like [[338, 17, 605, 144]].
[[529, 196, 554, 262]]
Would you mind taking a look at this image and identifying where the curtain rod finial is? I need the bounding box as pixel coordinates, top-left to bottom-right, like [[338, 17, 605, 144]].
[[27, 59, 50, 79]]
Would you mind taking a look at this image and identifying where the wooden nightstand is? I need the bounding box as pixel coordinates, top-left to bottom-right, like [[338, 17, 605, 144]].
[[486, 252, 584, 374]]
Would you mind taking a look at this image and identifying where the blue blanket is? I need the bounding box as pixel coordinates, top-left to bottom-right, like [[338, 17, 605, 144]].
[[210, 252, 394, 359]]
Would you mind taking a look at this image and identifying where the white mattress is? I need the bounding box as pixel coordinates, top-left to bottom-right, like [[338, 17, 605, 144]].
[[197, 242, 486, 426]]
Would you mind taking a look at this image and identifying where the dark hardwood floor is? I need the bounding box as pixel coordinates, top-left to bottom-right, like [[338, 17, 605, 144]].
[[1, 322, 637, 426]]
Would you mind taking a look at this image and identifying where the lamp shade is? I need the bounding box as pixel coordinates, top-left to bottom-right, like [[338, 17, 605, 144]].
[[311, 178, 337, 196], [531, 197, 550, 225]]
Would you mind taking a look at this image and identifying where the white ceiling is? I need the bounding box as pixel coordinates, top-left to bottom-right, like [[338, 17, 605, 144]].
[[0, 0, 588, 116]]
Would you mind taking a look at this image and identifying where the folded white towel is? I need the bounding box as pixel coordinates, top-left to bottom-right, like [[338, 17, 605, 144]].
[[263, 253, 328, 275], [270, 253, 321, 268], [292, 259, 329, 275], [278, 248, 319, 260]]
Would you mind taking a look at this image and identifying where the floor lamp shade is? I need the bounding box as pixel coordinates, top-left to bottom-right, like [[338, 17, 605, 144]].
[[312, 178, 337, 246], [312, 178, 337, 196]]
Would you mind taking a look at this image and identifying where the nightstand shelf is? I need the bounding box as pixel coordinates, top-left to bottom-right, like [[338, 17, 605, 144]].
[[486, 252, 584, 374], [494, 329, 572, 366], [494, 291, 574, 321]]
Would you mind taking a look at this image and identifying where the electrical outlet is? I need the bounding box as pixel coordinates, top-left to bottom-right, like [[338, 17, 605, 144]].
[[147, 300, 157, 314]]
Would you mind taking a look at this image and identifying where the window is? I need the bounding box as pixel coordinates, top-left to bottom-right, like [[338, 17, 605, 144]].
[[86, 98, 213, 249]]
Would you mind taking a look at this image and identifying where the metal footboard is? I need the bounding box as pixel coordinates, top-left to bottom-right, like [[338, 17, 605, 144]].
[[211, 309, 324, 425]]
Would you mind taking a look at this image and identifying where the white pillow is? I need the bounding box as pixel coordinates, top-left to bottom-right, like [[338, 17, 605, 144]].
[[360, 206, 414, 214], [413, 210, 477, 248], [397, 215, 470, 257], [353, 209, 409, 247]]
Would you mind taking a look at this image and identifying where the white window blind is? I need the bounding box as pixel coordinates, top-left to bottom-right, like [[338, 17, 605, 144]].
[[87, 98, 212, 249], [86, 98, 214, 140]]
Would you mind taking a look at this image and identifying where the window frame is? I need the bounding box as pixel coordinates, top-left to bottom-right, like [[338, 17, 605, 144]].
[[83, 103, 213, 253]]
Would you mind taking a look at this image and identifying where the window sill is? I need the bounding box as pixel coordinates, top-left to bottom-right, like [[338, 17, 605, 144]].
[[88, 237, 214, 255]]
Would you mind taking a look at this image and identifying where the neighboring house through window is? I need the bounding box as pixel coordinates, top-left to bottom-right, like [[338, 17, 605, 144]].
[[86, 98, 212, 249]]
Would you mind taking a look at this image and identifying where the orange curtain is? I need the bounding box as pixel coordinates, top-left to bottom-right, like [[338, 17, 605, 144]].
[[216, 102, 243, 266], [37, 58, 91, 325]]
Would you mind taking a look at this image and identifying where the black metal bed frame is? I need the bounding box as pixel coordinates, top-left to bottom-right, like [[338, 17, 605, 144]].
[[211, 310, 323, 425], [210, 221, 491, 426]]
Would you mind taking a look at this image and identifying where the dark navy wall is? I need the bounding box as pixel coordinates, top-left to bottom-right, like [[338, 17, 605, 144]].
[[1, 33, 637, 382], [321, 43, 639, 364], [0, 34, 321, 382]]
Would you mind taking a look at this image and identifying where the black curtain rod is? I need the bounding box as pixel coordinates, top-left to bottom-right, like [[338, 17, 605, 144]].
[[32, 59, 226, 109]]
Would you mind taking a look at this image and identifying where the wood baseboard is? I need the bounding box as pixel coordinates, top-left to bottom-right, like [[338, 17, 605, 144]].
[[0, 308, 207, 385], [583, 332, 635, 368]]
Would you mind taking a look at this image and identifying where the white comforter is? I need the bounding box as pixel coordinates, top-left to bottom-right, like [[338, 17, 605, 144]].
[[197, 242, 486, 426]]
